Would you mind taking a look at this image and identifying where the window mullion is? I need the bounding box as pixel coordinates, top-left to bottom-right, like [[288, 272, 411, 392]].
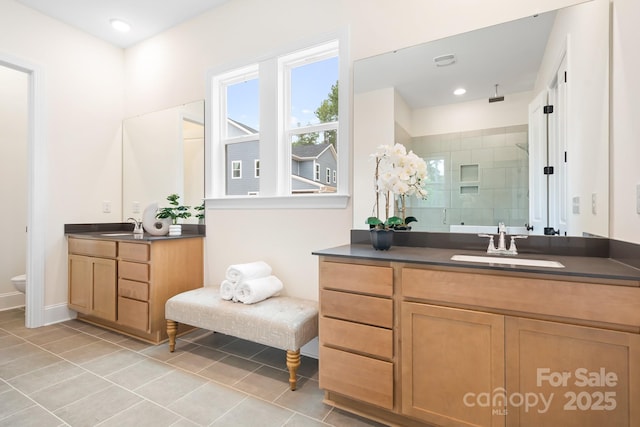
[[258, 59, 279, 197], [277, 60, 292, 195]]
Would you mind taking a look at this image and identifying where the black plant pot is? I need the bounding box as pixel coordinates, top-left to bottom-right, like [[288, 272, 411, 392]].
[[370, 229, 394, 250]]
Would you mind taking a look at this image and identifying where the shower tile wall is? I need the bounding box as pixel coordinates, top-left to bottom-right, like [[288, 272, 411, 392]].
[[408, 125, 528, 232]]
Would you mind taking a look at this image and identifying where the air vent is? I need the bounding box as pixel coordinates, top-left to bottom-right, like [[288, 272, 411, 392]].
[[433, 54, 456, 67]]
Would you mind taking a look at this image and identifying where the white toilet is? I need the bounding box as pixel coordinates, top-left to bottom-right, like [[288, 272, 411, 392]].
[[11, 274, 26, 293]]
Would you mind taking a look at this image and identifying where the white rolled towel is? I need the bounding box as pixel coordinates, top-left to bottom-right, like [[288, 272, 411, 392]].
[[225, 261, 272, 284], [236, 275, 283, 305], [219, 279, 237, 301]]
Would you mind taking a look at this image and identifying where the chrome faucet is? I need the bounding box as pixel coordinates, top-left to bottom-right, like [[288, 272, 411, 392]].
[[479, 222, 528, 255], [127, 217, 143, 234]]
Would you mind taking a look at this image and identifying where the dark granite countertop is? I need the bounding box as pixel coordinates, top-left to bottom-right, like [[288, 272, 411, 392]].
[[312, 244, 640, 287], [65, 222, 205, 242], [66, 231, 204, 242]]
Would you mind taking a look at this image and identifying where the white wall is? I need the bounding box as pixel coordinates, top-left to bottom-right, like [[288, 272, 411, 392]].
[[411, 91, 532, 136], [0, 0, 124, 309], [611, 0, 640, 244], [353, 88, 396, 232], [0, 66, 28, 309]]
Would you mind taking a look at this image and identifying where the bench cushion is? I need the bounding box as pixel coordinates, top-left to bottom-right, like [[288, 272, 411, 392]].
[[165, 287, 318, 351]]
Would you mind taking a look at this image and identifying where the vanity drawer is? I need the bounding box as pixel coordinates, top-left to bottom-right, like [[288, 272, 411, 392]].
[[118, 279, 149, 301], [68, 238, 116, 258], [119, 261, 149, 282], [321, 316, 392, 359], [119, 242, 150, 262], [320, 345, 393, 409], [118, 296, 149, 332], [321, 289, 392, 328], [320, 261, 392, 297]]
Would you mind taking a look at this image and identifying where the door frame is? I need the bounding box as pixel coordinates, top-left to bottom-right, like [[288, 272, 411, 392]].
[[1, 53, 46, 328]]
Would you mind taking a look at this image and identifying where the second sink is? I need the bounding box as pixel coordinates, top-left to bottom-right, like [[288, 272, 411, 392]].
[[451, 254, 565, 268]]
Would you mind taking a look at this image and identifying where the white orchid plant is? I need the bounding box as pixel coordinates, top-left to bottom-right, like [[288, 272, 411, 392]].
[[367, 143, 428, 230]]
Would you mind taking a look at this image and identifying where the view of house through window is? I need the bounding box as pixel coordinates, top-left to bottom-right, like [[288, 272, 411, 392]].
[[214, 40, 339, 197]]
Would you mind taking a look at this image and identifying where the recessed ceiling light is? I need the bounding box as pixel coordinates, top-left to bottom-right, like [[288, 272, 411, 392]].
[[110, 19, 131, 33], [454, 88, 466, 96]]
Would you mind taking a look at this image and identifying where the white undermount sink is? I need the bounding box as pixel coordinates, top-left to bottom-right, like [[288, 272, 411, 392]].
[[451, 254, 565, 268]]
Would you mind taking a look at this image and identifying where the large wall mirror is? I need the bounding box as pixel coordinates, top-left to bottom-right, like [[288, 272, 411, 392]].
[[122, 100, 205, 224], [353, 0, 609, 237]]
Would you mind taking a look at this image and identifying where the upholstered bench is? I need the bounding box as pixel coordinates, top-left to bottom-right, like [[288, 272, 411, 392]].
[[165, 286, 318, 390]]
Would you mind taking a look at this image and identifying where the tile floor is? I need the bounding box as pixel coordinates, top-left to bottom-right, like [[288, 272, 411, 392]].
[[0, 308, 387, 427]]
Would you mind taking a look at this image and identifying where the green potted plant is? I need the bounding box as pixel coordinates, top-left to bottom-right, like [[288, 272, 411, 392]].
[[367, 143, 428, 249], [156, 193, 191, 236], [194, 201, 205, 224]]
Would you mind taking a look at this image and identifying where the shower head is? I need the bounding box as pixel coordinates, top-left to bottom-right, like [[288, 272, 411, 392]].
[[489, 84, 504, 103]]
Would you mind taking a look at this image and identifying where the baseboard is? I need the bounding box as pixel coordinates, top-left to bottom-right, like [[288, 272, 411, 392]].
[[301, 337, 318, 359], [43, 302, 76, 326], [0, 291, 25, 311]]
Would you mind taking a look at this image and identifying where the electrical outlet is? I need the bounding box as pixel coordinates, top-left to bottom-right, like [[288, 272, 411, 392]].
[[102, 200, 111, 214], [591, 193, 597, 215], [132, 201, 141, 214]]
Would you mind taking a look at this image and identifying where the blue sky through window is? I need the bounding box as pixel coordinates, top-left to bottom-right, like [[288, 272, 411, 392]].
[[226, 56, 338, 132], [290, 56, 338, 128]]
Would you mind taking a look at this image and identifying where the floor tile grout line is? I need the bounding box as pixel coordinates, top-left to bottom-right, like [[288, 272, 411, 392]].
[[4, 315, 332, 426], [0, 377, 72, 426], [0, 325, 184, 423], [6, 360, 88, 395]]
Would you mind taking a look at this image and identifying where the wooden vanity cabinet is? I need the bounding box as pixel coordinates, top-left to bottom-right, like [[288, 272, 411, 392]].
[[401, 303, 505, 427], [68, 239, 117, 322], [401, 266, 640, 427], [317, 256, 640, 427], [319, 260, 395, 411], [68, 236, 203, 344], [505, 317, 640, 427]]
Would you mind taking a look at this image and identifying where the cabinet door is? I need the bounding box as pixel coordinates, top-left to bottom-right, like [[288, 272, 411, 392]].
[[505, 317, 640, 427], [401, 303, 505, 427], [68, 255, 92, 314], [91, 257, 117, 322]]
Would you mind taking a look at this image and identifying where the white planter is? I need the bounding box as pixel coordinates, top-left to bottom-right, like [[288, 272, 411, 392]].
[[169, 224, 182, 236]]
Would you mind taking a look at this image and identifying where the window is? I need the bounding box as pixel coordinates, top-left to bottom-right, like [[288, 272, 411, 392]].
[[231, 161, 242, 179], [208, 36, 349, 208]]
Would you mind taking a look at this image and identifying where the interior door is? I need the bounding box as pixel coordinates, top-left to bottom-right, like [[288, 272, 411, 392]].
[[548, 55, 568, 235], [528, 90, 548, 235]]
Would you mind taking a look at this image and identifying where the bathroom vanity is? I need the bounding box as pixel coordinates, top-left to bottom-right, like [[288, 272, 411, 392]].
[[66, 226, 204, 344], [314, 234, 640, 427]]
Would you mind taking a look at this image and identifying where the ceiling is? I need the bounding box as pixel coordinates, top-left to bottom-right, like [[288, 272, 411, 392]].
[[15, 0, 230, 48], [354, 10, 557, 109]]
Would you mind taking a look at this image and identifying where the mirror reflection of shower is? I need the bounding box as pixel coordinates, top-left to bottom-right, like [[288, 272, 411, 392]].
[[0, 65, 28, 311], [407, 125, 529, 233]]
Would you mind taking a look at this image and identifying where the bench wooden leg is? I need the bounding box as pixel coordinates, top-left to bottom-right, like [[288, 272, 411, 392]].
[[166, 319, 178, 352], [286, 349, 301, 391]]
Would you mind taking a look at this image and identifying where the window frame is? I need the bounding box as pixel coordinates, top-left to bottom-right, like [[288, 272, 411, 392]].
[[231, 160, 242, 179], [205, 32, 350, 209]]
